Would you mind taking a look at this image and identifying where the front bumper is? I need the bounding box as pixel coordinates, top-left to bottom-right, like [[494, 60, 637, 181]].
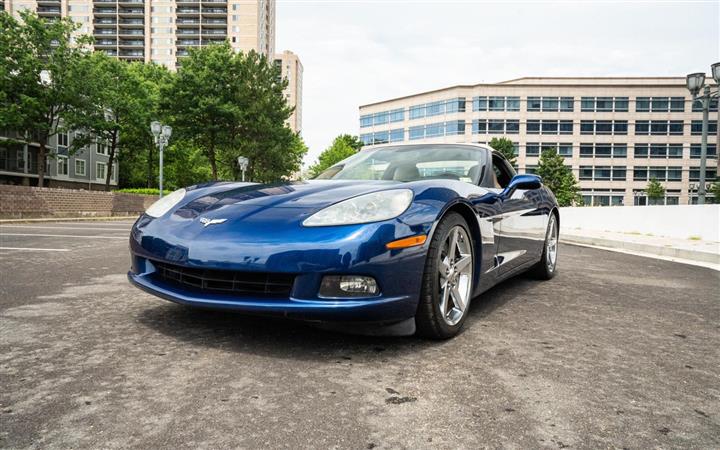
[[128, 269, 417, 323]]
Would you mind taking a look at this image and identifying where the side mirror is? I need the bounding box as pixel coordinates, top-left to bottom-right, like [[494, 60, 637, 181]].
[[501, 174, 542, 198]]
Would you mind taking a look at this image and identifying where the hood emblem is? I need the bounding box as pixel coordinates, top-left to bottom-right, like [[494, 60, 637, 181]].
[[199, 217, 227, 227]]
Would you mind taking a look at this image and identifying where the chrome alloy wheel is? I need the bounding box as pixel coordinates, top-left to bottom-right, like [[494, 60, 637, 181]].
[[546, 215, 558, 271], [438, 226, 473, 326]]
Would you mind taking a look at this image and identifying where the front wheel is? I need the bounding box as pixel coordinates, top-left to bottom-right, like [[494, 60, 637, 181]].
[[415, 213, 474, 339], [529, 213, 558, 280]]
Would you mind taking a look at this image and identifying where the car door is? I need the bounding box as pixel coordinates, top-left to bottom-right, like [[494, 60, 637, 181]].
[[489, 154, 546, 276]]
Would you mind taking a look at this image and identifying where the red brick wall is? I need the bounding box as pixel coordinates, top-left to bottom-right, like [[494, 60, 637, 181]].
[[0, 185, 157, 219]]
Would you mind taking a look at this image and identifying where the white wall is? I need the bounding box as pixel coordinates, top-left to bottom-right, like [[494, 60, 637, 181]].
[[559, 205, 720, 241]]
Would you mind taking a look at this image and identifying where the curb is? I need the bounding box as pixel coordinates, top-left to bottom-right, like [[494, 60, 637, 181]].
[[561, 234, 720, 269], [0, 216, 139, 224]]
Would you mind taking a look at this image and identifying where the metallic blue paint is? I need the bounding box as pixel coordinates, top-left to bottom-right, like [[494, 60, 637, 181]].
[[127, 146, 559, 329]]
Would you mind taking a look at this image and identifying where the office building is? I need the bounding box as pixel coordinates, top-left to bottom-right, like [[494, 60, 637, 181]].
[[359, 77, 719, 206], [274, 50, 302, 133]]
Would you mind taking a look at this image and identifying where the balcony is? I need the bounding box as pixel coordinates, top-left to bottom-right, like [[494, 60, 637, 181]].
[[99, 49, 118, 56], [201, 8, 226, 14], [93, 8, 117, 14], [177, 50, 190, 57], [176, 29, 200, 35], [119, 50, 144, 57], [201, 38, 225, 45], [94, 39, 117, 46], [119, 18, 144, 25], [37, 6, 61, 13], [118, 28, 144, 36], [94, 18, 117, 25], [176, 39, 200, 46], [36, 0, 60, 4], [118, 0, 144, 4], [119, 40, 144, 46], [93, 0, 115, 3], [119, 8, 144, 15], [202, 29, 226, 36], [94, 29, 117, 35], [176, 8, 200, 14], [202, 0, 226, 3], [202, 18, 226, 26]]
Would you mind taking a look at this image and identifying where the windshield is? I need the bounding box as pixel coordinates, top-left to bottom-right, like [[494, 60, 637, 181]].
[[315, 144, 487, 184]]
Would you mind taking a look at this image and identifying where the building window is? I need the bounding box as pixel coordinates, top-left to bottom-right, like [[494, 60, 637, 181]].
[[526, 120, 572, 135], [57, 155, 68, 176], [58, 132, 69, 147], [409, 126, 424, 140], [96, 162, 106, 180], [689, 167, 718, 182], [691, 120, 718, 135], [360, 115, 372, 128], [692, 97, 719, 112], [407, 98, 465, 119], [389, 108, 404, 122], [690, 144, 717, 158], [636, 120, 684, 136], [473, 119, 517, 135], [473, 96, 518, 112], [579, 120, 627, 135], [75, 159, 86, 176], [389, 128, 404, 142], [97, 142, 109, 156], [581, 96, 628, 112]]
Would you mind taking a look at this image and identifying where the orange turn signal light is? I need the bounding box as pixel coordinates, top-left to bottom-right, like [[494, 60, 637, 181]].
[[386, 234, 427, 250]]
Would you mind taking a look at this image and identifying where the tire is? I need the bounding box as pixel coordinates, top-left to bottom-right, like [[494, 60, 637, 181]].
[[415, 212, 475, 339], [529, 212, 558, 280]]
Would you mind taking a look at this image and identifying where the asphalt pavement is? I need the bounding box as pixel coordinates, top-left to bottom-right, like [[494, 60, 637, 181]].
[[1, 220, 719, 449]]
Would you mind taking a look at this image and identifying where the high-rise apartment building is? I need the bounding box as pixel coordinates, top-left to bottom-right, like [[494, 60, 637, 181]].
[[3, 0, 275, 70], [359, 77, 719, 206], [274, 50, 302, 133]]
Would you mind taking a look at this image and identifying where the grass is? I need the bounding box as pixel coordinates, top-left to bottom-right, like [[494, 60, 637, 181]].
[[688, 236, 702, 241]]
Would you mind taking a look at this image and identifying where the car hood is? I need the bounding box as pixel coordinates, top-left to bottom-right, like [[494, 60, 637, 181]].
[[175, 180, 404, 217]]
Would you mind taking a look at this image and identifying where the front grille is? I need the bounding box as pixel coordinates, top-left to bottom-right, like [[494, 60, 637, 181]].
[[151, 260, 295, 298]]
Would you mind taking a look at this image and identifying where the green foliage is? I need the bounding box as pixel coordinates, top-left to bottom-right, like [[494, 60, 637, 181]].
[[163, 142, 213, 189], [645, 177, 666, 205], [489, 137, 517, 167], [708, 180, 720, 203], [308, 134, 363, 178], [535, 147, 582, 207], [161, 44, 297, 183], [0, 11, 92, 186], [117, 188, 160, 195]]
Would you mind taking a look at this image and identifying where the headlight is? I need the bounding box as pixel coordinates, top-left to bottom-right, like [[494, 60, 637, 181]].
[[145, 188, 186, 218], [303, 189, 413, 227]]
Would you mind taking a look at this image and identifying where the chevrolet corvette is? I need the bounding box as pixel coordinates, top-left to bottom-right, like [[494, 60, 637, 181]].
[[128, 143, 559, 339]]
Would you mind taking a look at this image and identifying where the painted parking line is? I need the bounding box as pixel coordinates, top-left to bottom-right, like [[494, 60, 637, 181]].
[[0, 233, 128, 240], [0, 225, 132, 232], [0, 247, 70, 252]]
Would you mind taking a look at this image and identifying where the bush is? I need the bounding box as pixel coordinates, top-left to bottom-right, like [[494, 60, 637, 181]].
[[117, 188, 160, 196]]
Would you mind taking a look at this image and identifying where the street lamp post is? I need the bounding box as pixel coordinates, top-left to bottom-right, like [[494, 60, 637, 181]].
[[686, 63, 720, 205], [150, 121, 172, 198]]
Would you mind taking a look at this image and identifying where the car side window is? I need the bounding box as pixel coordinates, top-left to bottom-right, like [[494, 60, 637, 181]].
[[491, 155, 514, 189]]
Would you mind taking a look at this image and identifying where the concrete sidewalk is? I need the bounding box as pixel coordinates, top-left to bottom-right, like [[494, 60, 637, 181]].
[[561, 229, 720, 270]]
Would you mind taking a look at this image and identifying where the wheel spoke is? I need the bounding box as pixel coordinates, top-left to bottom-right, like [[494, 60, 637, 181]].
[[454, 255, 471, 273], [451, 285, 465, 311], [439, 281, 450, 316], [447, 228, 459, 261]]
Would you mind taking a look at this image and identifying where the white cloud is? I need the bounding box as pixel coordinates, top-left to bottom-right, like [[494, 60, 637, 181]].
[[276, 1, 720, 165]]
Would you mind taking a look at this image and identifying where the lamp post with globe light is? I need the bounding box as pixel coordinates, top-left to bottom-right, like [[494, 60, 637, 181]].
[[150, 121, 172, 198], [686, 63, 720, 204]]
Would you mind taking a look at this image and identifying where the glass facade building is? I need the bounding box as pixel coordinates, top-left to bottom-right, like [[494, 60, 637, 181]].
[[358, 77, 719, 206]]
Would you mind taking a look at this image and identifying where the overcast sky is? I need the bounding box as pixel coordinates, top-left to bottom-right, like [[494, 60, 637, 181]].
[[275, 0, 720, 165]]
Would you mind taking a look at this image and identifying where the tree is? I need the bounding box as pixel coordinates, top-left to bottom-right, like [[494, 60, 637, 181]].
[[535, 147, 582, 207], [162, 44, 295, 183], [66, 53, 159, 190], [116, 62, 173, 189], [489, 137, 517, 167], [0, 11, 92, 187], [645, 177, 666, 205], [709, 180, 720, 204], [308, 134, 363, 178]]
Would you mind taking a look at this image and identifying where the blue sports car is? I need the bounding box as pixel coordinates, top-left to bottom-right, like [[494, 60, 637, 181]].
[[128, 143, 559, 339]]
